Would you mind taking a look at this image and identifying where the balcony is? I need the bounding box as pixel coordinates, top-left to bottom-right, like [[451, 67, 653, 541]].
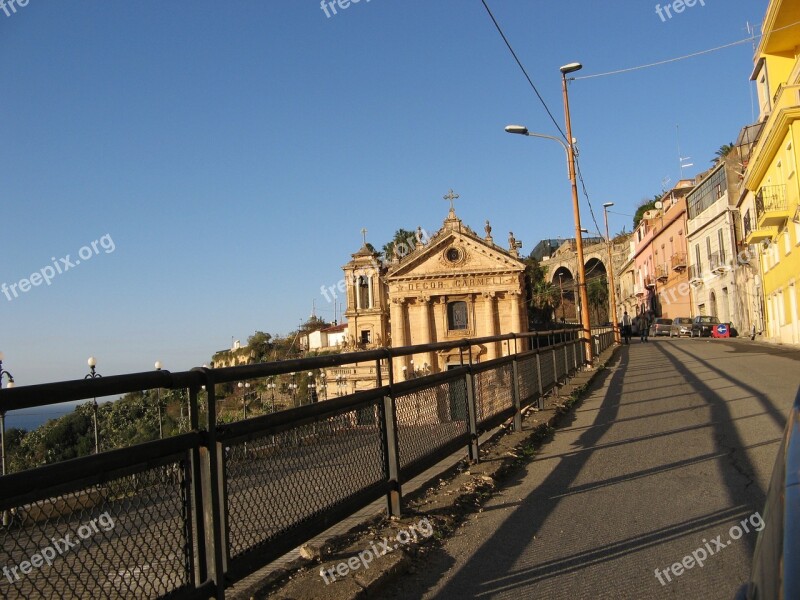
[[743, 208, 777, 244], [656, 264, 669, 282], [709, 252, 726, 274], [756, 184, 789, 228], [689, 264, 704, 285], [644, 275, 656, 289], [634, 283, 645, 297], [671, 252, 687, 272]]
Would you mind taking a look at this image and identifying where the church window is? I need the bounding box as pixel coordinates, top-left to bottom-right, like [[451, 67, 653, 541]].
[[447, 301, 468, 330]]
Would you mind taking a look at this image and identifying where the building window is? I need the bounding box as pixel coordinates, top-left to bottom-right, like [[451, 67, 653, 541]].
[[706, 237, 712, 261], [447, 301, 468, 330], [695, 244, 702, 275], [360, 330, 371, 345], [718, 229, 726, 264], [785, 230, 791, 256]]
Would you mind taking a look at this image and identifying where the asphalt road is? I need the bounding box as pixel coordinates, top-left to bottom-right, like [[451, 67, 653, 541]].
[[380, 337, 800, 600]]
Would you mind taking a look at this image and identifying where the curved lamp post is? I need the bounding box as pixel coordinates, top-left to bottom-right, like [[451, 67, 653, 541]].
[[504, 61, 593, 366]]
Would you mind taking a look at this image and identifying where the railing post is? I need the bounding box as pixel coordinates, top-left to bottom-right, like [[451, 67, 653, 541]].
[[186, 382, 208, 588], [571, 335, 578, 371], [551, 341, 559, 384], [511, 336, 522, 432], [535, 338, 544, 410], [381, 392, 402, 517], [194, 368, 226, 599], [465, 350, 480, 462]]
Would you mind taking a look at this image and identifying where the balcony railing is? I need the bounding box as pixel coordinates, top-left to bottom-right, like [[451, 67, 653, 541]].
[[743, 210, 753, 239], [671, 252, 687, 271], [644, 275, 656, 289], [656, 264, 669, 281], [755, 184, 789, 228], [689, 264, 703, 283]]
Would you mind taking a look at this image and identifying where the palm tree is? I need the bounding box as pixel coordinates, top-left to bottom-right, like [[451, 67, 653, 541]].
[[712, 143, 735, 163]]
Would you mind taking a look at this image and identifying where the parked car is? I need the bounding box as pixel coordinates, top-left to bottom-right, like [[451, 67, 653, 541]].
[[669, 317, 693, 337], [649, 318, 673, 337], [733, 388, 800, 600], [691, 315, 721, 337]]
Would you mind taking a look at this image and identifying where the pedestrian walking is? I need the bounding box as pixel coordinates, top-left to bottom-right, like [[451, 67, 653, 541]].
[[640, 313, 650, 343], [622, 311, 631, 344]]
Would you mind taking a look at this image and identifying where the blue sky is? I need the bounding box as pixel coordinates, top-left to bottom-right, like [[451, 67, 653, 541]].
[[1, 0, 768, 387]]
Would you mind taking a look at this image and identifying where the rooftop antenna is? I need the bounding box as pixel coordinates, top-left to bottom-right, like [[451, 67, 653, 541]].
[[311, 299, 316, 319], [661, 176, 672, 193], [746, 21, 760, 122], [677, 125, 693, 178]]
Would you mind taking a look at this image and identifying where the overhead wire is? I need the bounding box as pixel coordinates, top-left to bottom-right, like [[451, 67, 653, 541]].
[[573, 19, 800, 81], [479, 0, 567, 142]]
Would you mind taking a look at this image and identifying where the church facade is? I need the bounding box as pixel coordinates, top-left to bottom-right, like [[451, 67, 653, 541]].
[[331, 197, 528, 390]]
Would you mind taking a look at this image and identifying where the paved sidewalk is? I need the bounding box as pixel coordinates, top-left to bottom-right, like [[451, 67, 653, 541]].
[[381, 338, 800, 600]]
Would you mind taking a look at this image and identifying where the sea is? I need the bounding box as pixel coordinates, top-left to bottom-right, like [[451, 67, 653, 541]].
[[3, 403, 79, 432]]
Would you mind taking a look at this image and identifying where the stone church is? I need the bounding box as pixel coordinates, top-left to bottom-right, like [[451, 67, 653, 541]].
[[331, 193, 528, 390]]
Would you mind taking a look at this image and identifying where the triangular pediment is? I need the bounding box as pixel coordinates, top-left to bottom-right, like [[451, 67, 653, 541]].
[[386, 229, 525, 281]]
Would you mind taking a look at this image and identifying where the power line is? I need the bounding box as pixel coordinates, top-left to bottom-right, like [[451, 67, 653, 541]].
[[479, 0, 567, 142], [574, 158, 603, 239], [573, 19, 800, 81]]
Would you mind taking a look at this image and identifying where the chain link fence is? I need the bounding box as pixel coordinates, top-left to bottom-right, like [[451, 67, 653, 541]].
[[1, 330, 604, 598]]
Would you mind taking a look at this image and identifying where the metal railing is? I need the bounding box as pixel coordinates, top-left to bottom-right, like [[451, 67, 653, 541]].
[[671, 252, 687, 271], [743, 209, 753, 239], [0, 328, 610, 598], [755, 184, 787, 219]]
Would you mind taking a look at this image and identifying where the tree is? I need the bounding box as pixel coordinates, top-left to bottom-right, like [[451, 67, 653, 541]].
[[713, 143, 735, 163], [522, 252, 561, 326], [587, 277, 609, 325], [633, 194, 662, 229], [247, 331, 273, 363], [382, 228, 419, 262]]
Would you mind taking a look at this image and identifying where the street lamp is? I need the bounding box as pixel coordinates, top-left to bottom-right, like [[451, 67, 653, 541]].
[[154, 361, 164, 439], [238, 382, 251, 419], [0, 352, 16, 483], [307, 371, 316, 404], [0, 353, 13, 524], [603, 202, 622, 344], [504, 61, 593, 366], [85, 356, 102, 454], [267, 379, 277, 412], [289, 373, 298, 407]]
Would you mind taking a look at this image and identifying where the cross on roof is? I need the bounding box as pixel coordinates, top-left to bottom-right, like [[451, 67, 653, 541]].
[[443, 189, 460, 212], [361, 227, 368, 246]]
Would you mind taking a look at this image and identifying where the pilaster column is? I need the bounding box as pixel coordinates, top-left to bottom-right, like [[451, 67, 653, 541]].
[[418, 296, 435, 372], [510, 291, 522, 334], [483, 292, 498, 360], [390, 298, 409, 378]]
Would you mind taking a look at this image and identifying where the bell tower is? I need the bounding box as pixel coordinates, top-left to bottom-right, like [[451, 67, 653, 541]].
[[342, 229, 389, 348]]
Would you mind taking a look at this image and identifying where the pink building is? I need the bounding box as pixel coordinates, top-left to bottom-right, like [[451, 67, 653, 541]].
[[631, 181, 694, 320]]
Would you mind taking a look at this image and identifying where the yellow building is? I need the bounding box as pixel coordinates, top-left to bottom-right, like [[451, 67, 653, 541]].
[[743, 0, 800, 344]]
